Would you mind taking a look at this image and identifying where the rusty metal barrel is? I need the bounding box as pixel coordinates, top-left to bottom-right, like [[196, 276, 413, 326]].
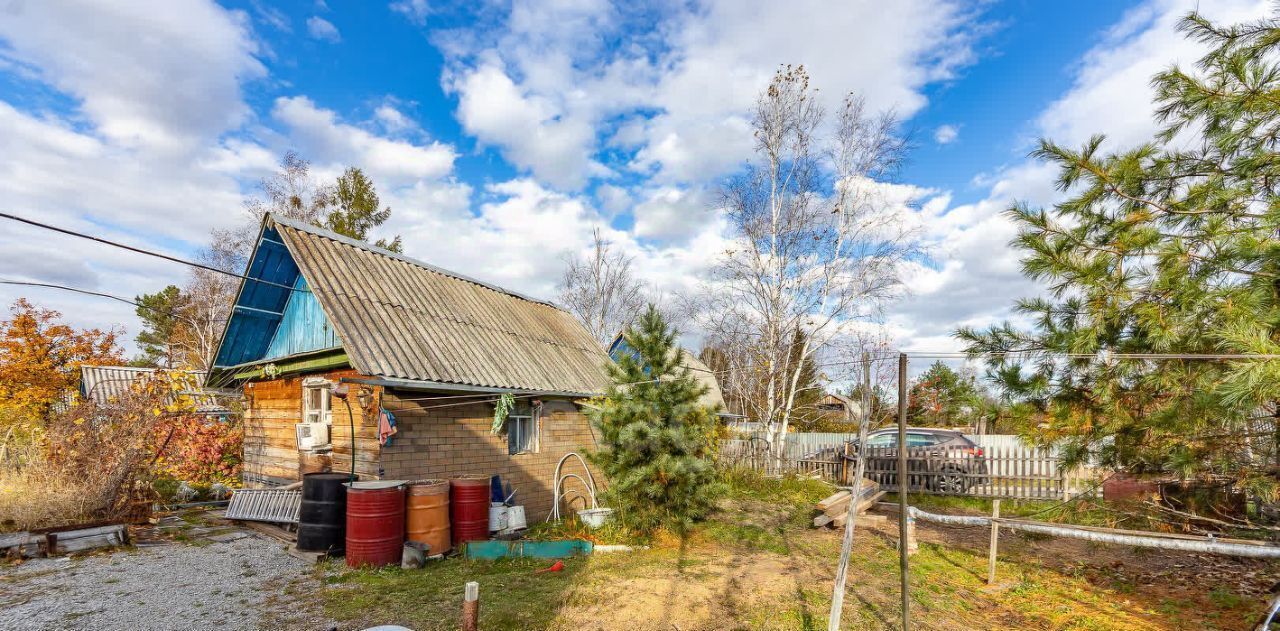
[[297, 472, 349, 553], [406, 479, 451, 556], [344, 481, 406, 568], [450, 476, 490, 546]]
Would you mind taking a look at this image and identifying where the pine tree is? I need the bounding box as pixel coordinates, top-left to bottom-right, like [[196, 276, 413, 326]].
[[958, 11, 1280, 498], [134, 285, 187, 368], [591, 305, 723, 532], [325, 167, 403, 252], [906, 361, 987, 428]]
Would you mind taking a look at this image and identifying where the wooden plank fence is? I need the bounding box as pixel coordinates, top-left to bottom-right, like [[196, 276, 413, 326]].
[[718, 433, 1098, 501]]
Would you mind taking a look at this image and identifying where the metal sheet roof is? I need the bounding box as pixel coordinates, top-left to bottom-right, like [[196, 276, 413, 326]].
[[268, 214, 610, 395], [80, 365, 232, 414]]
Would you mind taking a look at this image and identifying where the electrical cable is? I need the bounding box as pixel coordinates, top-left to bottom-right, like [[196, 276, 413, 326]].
[[0, 212, 306, 293], [0, 279, 228, 325], [342, 397, 356, 481]]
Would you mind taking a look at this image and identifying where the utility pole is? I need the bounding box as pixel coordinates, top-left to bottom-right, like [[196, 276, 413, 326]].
[[897, 352, 910, 631]]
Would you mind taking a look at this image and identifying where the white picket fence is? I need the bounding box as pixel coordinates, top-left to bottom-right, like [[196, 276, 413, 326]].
[[718, 432, 1099, 500]]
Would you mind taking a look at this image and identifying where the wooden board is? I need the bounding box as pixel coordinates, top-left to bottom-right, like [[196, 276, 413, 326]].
[[50, 525, 127, 555], [817, 491, 851, 511]]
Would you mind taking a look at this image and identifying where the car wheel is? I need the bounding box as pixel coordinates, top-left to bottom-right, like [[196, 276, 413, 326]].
[[935, 469, 967, 494]]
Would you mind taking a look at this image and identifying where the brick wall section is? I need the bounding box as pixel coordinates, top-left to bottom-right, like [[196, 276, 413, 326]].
[[380, 391, 602, 522]]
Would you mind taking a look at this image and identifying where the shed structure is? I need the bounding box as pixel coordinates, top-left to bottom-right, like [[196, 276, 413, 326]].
[[208, 214, 608, 520]]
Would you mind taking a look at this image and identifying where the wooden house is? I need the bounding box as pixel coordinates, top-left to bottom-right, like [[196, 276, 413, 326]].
[[207, 214, 609, 520]]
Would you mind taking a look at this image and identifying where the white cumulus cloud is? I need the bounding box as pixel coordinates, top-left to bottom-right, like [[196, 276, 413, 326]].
[[306, 16, 342, 43]]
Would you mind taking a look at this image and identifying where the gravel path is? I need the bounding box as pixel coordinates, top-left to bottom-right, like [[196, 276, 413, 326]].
[[0, 533, 330, 630]]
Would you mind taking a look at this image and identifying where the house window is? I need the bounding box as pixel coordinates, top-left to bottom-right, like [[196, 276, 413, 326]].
[[507, 411, 537, 455], [302, 379, 332, 425]]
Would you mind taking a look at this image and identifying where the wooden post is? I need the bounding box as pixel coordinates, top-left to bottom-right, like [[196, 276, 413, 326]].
[[896, 352, 910, 631], [827, 352, 873, 631], [904, 512, 918, 556], [462, 581, 479, 631], [986, 500, 1001, 585]]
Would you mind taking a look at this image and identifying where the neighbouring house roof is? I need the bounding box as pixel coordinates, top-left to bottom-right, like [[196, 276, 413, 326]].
[[681, 350, 728, 412], [605, 334, 729, 413], [79, 365, 232, 415], [211, 214, 610, 396], [816, 393, 862, 420]]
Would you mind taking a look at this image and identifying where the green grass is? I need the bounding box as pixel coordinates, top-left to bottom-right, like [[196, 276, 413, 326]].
[[720, 467, 833, 508], [321, 556, 587, 630], [700, 520, 789, 554]]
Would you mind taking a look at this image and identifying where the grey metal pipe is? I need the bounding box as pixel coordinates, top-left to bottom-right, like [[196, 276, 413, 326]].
[[907, 506, 1280, 559]]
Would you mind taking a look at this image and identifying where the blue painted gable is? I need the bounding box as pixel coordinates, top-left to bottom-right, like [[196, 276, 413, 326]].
[[212, 227, 342, 368], [264, 276, 340, 359]]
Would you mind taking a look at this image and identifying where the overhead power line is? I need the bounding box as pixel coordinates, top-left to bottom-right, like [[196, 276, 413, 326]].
[[0, 211, 305, 293], [0, 279, 227, 325]]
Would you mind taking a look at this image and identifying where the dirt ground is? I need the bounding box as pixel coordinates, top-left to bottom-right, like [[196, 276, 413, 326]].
[[538, 504, 1278, 631], [0, 512, 328, 631]]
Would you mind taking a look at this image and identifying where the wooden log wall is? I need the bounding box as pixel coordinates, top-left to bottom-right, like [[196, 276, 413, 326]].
[[241, 368, 382, 486]]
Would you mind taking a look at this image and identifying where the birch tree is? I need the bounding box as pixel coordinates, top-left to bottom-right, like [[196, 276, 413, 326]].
[[558, 227, 647, 346], [703, 65, 919, 463]]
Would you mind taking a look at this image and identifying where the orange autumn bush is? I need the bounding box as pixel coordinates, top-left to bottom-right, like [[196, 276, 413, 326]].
[[152, 415, 243, 486]]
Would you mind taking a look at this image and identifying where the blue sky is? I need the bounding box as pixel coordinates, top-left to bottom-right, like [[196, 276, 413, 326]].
[[0, 0, 1271, 361]]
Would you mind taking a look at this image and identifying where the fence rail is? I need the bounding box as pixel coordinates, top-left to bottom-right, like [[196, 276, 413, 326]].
[[718, 434, 1097, 500]]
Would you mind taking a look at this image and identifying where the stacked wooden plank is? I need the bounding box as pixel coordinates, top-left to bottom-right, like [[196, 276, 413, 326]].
[[812, 478, 885, 529]]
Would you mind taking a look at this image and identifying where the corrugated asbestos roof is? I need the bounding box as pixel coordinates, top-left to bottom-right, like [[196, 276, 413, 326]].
[[80, 365, 231, 414], [680, 350, 726, 411], [268, 214, 610, 395]]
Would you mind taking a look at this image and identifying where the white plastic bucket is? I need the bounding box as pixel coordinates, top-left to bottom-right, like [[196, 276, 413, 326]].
[[577, 507, 614, 529], [504, 505, 527, 531], [489, 502, 509, 532]]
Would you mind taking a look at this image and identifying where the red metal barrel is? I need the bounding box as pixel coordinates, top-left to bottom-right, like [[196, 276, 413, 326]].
[[345, 481, 406, 568], [450, 477, 490, 545]]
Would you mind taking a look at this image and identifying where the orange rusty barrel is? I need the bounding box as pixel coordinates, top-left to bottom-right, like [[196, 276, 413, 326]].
[[406, 479, 451, 556], [450, 476, 490, 546], [344, 480, 405, 568]]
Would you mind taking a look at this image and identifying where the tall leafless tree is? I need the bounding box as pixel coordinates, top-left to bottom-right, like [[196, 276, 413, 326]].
[[558, 227, 647, 346], [699, 65, 921, 463]]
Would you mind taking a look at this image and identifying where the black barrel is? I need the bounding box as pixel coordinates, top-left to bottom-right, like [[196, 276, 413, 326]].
[[297, 472, 351, 552]]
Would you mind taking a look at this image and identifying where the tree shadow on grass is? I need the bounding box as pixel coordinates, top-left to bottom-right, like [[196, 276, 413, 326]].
[[929, 543, 984, 582]]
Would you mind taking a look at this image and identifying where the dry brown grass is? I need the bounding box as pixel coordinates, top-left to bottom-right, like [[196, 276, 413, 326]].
[[0, 377, 181, 532], [0, 448, 99, 531]]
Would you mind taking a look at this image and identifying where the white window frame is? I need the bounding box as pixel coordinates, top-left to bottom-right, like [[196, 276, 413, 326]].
[[301, 377, 333, 428], [507, 412, 538, 455]]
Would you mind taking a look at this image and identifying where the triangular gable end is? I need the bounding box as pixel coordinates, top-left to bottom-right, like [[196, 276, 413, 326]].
[[211, 225, 343, 371]]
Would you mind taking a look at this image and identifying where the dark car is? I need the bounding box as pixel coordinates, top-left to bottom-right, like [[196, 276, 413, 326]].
[[842, 428, 988, 493]]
